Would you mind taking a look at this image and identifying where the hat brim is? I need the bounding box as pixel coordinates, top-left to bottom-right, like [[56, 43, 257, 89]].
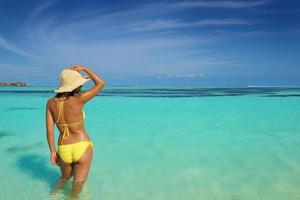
[[54, 77, 90, 93]]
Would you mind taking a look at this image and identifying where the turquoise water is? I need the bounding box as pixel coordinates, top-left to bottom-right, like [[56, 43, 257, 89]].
[[1, 86, 300, 200]]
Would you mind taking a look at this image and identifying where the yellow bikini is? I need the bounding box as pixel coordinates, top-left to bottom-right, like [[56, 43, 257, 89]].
[[55, 94, 94, 163]]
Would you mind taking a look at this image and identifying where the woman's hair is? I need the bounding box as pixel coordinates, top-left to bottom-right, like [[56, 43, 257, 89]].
[[55, 91, 75, 98], [55, 88, 81, 98]]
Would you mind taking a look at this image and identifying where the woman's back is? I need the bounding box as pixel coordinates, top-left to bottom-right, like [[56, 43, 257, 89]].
[[48, 95, 90, 144]]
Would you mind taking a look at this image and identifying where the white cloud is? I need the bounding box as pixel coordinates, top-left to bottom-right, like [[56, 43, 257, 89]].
[[25, 1, 58, 27], [0, 62, 48, 83], [0, 62, 16, 68], [11, 1, 268, 82], [129, 18, 254, 31], [155, 74, 205, 79], [0, 36, 31, 57], [171, 0, 267, 9]]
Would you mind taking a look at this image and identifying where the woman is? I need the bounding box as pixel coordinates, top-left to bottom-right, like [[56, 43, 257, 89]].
[[46, 65, 105, 197]]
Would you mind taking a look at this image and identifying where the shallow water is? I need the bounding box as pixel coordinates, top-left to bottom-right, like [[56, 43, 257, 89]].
[[1, 86, 300, 200]]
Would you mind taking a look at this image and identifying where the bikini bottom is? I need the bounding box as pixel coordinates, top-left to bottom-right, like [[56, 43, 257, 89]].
[[58, 140, 94, 164]]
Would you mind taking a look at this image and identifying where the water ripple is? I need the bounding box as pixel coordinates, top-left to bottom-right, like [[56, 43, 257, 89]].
[[1, 87, 300, 98], [2, 107, 40, 111], [6, 142, 43, 153], [0, 131, 14, 138]]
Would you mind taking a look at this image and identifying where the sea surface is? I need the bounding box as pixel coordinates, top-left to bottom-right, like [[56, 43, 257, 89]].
[[0, 86, 300, 200]]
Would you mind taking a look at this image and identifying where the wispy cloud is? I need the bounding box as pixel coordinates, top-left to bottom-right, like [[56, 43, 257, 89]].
[[0, 62, 16, 68], [154, 74, 205, 79], [3, 0, 288, 85], [0, 35, 31, 57], [0, 62, 48, 83], [25, 1, 58, 27], [206, 28, 300, 38], [20, 3, 225, 76], [171, 0, 267, 9], [130, 18, 255, 31]]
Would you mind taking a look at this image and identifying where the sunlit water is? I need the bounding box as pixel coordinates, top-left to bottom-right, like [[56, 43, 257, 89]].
[[0, 86, 300, 200]]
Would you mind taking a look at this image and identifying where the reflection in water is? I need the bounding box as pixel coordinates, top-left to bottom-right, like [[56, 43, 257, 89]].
[[1, 87, 300, 98], [262, 94, 300, 97], [15, 153, 80, 199], [0, 131, 14, 138], [2, 107, 40, 111], [6, 142, 43, 153], [16, 153, 60, 188], [16, 153, 92, 199]]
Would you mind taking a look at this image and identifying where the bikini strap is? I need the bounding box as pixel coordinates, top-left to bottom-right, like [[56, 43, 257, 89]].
[[55, 93, 67, 123], [60, 119, 84, 141]]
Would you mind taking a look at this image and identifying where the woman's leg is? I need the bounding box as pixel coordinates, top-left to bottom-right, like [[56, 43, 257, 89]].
[[51, 156, 74, 194], [69, 144, 94, 198]]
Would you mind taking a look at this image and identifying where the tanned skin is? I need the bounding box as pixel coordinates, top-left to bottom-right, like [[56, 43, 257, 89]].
[[46, 65, 105, 199]]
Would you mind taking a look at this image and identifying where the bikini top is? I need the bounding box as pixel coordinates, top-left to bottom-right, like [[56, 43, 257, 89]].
[[55, 93, 85, 141]]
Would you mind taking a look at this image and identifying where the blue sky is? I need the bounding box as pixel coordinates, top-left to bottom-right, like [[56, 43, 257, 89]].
[[0, 0, 299, 86]]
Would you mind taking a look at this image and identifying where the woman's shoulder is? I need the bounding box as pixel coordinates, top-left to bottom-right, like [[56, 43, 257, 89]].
[[47, 97, 59, 106], [48, 95, 81, 104], [46, 97, 54, 107], [47, 97, 55, 102]]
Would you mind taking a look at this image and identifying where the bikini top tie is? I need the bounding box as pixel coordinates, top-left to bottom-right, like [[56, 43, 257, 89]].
[[55, 93, 85, 140]]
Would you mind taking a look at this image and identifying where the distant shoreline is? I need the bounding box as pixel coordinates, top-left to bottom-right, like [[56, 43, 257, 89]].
[[0, 82, 28, 86], [1, 83, 300, 88]]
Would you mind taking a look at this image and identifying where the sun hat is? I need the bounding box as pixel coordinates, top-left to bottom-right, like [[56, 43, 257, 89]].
[[54, 69, 91, 93]]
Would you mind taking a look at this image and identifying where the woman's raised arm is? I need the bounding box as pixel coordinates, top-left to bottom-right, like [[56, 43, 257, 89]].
[[69, 65, 105, 104]]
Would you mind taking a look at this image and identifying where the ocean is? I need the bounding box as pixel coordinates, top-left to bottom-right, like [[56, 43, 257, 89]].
[[0, 86, 300, 200]]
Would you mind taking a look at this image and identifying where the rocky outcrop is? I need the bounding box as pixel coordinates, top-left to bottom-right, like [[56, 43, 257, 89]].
[[0, 82, 28, 86]]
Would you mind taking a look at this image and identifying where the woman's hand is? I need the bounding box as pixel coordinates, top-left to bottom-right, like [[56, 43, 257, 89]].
[[50, 152, 59, 166], [68, 65, 87, 72]]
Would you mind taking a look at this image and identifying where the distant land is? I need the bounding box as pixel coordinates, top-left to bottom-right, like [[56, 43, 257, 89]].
[[0, 82, 28, 86]]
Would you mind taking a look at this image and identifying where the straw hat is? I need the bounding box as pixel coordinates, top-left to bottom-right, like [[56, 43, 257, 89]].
[[54, 69, 90, 93]]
